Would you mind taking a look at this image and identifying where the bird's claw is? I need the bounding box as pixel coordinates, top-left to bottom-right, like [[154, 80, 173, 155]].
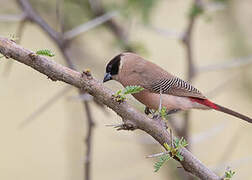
[[152, 114, 161, 119], [144, 107, 152, 115]]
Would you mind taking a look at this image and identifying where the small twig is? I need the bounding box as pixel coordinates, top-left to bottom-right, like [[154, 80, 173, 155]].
[[64, 11, 119, 40], [205, 73, 240, 98], [145, 25, 183, 39], [197, 56, 252, 73], [84, 101, 95, 180], [0, 13, 26, 22], [191, 122, 226, 144], [56, 0, 64, 33], [19, 86, 72, 128], [88, 0, 133, 51], [170, 128, 174, 148], [146, 151, 169, 158], [67, 93, 93, 102]]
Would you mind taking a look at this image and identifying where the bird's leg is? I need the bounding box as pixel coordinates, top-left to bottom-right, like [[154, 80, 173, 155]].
[[152, 89, 163, 119], [158, 89, 163, 113], [144, 106, 151, 115], [144, 106, 155, 115]]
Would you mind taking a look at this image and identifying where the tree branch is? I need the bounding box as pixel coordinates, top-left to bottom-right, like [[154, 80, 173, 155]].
[[0, 37, 221, 180]]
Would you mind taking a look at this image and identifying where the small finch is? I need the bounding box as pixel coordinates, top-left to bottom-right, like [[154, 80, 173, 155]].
[[103, 52, 252, 123]]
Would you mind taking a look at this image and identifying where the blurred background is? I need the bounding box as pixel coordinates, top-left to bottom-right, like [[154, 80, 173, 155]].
[[0, 0, 252, 179]]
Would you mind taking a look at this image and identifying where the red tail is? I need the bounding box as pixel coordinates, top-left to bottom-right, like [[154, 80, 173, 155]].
[[190, 97, 252, 124]]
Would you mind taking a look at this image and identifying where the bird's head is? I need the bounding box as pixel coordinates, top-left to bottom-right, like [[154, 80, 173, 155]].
[[103, 52, 139, 83], [103, 53, 122, 83]]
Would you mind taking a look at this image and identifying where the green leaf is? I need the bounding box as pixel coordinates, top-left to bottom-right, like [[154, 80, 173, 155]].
[[154, 154, 171, 172], [36, 49, 55, 57], [160, 107, 167, 119], [116, 89, 122, 96], [180, 138, 188, 147], [123, 85, 144, 95], [175, 152, 184, 161], [225, 169, 235, 179], [163, 142, 170, 151]]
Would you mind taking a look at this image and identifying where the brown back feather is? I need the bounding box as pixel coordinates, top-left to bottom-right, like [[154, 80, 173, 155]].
[[118, 53, 206, 99]]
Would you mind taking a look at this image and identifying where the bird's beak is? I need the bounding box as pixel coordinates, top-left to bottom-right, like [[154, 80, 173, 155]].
[[103, 73, 112, 83]]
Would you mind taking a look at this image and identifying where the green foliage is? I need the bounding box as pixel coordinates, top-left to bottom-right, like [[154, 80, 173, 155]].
[[154, 138, 188, 172], [114, 85, 144, 102], [154, 154, 171, 172], [224, 169, 235, 180], [164, 137, 188, 161], [188, 2, 204, 18], [122, 0, 159, 23], [160, 107, 168, 119], [123, 85, 144, 95], [36, 49, 55, 57]]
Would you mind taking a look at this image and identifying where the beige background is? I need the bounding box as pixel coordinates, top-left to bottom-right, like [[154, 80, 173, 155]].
[[1, 0, 252, 179]]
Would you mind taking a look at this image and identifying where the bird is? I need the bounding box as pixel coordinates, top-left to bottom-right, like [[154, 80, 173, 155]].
[[103, 52, 252, 123]]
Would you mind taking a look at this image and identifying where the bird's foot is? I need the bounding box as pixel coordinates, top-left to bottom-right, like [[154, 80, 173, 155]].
[[152, 114, 161, 119], [144, 106, 151, 115], [144, 106, 158, 118], [144, 107, 168, 129]]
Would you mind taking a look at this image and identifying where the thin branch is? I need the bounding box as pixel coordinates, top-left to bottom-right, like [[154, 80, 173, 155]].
[[68, 93, 93, 102], [197, 56, 252, 73], [83, 100, 95, 180], [64, 11, 119, 40], [0, 13, 26, 22], [17, 0, 64, 47], [205, 73, 240, 98], [19, 86, 72, 128], [180, 0, 203, 151], [88, 0, 133, 51], [56, 0, 64, 33], [145, 25, 183, 39], [0, 37, 221, 180], [16, 1, 95, 180], [191, 122, 226, 145]]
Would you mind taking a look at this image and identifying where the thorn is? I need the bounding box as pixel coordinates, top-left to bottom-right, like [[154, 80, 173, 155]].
[[106, 121, 137, 131], [146, 151, 169, 158], [82, 69, 92, 79], [28, 52, 37, 60]]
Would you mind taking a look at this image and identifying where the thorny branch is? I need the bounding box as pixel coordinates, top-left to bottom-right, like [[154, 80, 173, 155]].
[[0, 37, 221, 180]]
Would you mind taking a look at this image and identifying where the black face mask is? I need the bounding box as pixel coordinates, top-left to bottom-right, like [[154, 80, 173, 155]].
[[103, 54, 122, 83]]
